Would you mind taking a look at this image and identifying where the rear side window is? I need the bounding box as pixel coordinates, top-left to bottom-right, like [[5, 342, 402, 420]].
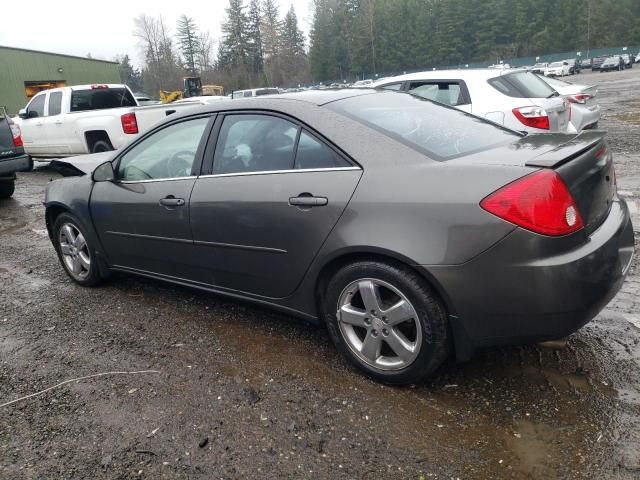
[[0, 110, 14, 150], [294, 130, 350, 169], [48, 91, 62, 116], [488, 72, 556, 98], [70, 88, 137, 112], [328, 91, 521, 160], [408, 82, 465, 106], [380, 83, 403, 91]]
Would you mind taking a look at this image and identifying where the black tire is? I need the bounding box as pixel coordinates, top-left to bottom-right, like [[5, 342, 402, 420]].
[[323, 260, 450, 385], [52, 212, 102, 287], [91, 140, 113, 153], [0, 179, 15, 199]]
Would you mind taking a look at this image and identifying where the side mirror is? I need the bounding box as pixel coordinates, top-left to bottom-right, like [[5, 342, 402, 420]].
[[92, 161, 115, 182], [27, 110, 39, 119], [18, 109, 28, 119]]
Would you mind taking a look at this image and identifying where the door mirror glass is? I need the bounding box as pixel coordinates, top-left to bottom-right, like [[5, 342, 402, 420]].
[[18, 109, 28, 119], [92, 161, 115, 182]]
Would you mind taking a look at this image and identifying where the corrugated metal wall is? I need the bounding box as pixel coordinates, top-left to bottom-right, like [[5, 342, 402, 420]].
[[0, 46, 120, 114]]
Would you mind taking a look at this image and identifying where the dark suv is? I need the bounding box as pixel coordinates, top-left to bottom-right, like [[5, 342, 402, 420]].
[[0, 107, 31, 198]]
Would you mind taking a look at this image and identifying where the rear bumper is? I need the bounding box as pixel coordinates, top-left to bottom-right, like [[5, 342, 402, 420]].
[[425, 198, 634, 359], [571, 104, 601, 132], [0, 154, 31, 176]]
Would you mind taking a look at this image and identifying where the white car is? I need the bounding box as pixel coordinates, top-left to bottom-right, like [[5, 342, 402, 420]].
[[172, 96, 229, 105], [369, 69, 572, 134], [538, 76, 600, 132], [231, 88, 280, 99], [16, 84, 197, 157], [352, 79, 374, 88], [544, 61, 571, 77]]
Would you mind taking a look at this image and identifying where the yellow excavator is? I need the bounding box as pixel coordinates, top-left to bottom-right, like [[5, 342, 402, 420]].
[[160, 77, 224, 103]]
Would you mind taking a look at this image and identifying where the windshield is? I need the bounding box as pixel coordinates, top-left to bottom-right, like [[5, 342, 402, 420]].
[[70, 88, 137, 112], [327, 91, 520, 160], [488, 71, 556, 98], [0, 109, 15, 152]]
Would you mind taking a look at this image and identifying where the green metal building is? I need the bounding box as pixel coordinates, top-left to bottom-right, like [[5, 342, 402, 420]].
[[0, 45, 120, 114]]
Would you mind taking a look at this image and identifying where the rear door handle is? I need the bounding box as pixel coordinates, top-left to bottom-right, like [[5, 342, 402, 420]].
[[159, 196, 185, 207], [288, 195, 328, 207]]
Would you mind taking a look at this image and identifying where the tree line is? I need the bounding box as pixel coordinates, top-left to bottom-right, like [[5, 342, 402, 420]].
[[309, 0, 640, 81], [119, 2, 308, 97]]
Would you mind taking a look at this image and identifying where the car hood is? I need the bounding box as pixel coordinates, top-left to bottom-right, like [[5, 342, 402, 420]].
[[50, 151, 116, 176]]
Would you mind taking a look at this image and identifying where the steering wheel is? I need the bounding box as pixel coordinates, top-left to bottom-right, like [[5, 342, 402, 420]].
[[167, 150, 195, 178]]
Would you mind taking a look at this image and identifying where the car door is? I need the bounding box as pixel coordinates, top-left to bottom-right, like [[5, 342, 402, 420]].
[[406, 80, 472, 113], [189, 113, 362, 298], [42, 90, 68, 155], [90, 115, 213, 278], [20, 92, 48, 155]]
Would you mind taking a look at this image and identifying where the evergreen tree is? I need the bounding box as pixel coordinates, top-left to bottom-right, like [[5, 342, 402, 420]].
[[246, 0, 264, 75], [218, 0, 249, 68], [176, 15, 199, 75], [117, 54, 143, 92]]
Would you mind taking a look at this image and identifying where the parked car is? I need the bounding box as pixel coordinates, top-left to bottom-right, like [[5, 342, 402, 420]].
[[15, 84, 196, 158], [369, 69, 573, 133], [580, 58, 592, 68], [43, 90, 634, 384], [352, 79, 374, 88], [531, 62, 548, 74], [544, 61, 571, 77], [172, 96, 229, 105], [600, 56, 624, 72], [231, 88, 280, 99], [591, 56, 608, 71], [565, 58, 581, 74], [0, 107, 31, 198], [621, 54, 633, 69], [538, 75, 600, 131]]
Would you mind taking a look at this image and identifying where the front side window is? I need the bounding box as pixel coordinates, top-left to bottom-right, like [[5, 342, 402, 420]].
[[294, 130, 350, 169], [48, 92, 62, 116], [117, 117, 209, 181], [408, 82, 464, 106], [27, 94, 45, 117], [213, 115, 298, 174]]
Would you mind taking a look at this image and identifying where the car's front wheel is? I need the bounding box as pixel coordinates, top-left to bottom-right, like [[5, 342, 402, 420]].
[[53, 213, 102, 286], [324, 261, 450, 384]]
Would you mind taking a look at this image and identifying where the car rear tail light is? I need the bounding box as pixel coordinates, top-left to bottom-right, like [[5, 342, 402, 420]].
[[121, 112, 138, 134], [567, 94, 592, 104], [512, 106, 550, 130], [480, 170, 584, 236], [10, 124, 23, 147]]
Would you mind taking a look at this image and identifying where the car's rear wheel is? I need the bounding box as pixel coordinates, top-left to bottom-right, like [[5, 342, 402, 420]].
[[53, 213, 102, 286], [324, 261, 449, 384], [0, 179, 15, 199], [92, 140, 113, 153]]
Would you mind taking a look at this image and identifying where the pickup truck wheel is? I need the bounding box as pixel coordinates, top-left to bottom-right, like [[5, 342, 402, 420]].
[[92, 140, 113, 153], [53, 213, 102, 286], [0, 179, 15, 199]]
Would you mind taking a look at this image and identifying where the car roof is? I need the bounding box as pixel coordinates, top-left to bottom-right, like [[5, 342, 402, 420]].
[[368, 68, 524, 86]]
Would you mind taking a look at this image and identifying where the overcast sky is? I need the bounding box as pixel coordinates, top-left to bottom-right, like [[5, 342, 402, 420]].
[[0, 0, 313, 67]]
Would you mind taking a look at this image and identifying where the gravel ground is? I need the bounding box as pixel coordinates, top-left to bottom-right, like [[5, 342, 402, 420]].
[[1, 68, 640, 479]]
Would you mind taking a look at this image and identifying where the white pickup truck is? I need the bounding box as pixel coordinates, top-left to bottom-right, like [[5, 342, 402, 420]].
[[15, 84, 196, 157]]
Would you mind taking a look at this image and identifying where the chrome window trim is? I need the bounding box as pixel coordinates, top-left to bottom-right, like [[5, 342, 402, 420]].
[[117, 175, 198, 184], [198, 166, 361, 179]]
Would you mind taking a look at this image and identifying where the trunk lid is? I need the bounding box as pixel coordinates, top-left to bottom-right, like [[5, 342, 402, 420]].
[[525, 130, 614, 234], [531, 96, 570, 132]]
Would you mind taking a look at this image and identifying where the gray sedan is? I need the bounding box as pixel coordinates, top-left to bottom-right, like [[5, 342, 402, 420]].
[[45, 90, 634, 384]]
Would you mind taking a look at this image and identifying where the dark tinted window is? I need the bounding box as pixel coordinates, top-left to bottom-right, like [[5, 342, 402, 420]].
[[48, 91, 62, 116], [256, 88, 279, 96], [27, 94, 45, 117], [488, 71, 556, 98], [213, 115, 298, 174], [294, 130, 350, 169], [70, 88, 136, 112], [0, 110, 14, 150], [328, 91, 520, 160]]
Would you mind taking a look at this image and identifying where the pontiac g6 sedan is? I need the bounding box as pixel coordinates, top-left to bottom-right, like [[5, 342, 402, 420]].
[[45, 90, 634, 384]]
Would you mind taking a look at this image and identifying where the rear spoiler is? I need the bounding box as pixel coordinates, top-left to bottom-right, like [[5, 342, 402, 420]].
[[525, 131, 605, 168]]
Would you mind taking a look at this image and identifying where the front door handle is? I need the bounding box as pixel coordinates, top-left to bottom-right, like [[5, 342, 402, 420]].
[[288, 194, 328, 207], [159, 196, 185, 207]]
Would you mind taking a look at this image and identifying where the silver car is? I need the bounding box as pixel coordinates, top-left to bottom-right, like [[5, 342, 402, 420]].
[[539, 75, 600, 131]]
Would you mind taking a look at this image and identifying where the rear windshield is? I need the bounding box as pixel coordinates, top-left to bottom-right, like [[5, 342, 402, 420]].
[[70, 88, 137, 112], [255, 89, 279, 96], [327, 91, 521, 160], [488, 71, 556, 98]]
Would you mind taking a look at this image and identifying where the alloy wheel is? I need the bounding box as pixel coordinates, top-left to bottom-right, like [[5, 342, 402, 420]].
[[58, 223, 91, 280], [337, 278, 422, 371]]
